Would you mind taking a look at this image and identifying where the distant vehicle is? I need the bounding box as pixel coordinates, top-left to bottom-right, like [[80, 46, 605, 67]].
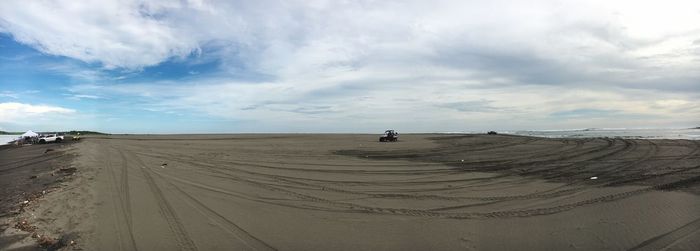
[[38, 134, 64, 144], [487, 131, 498, 135], [379, 130, 399, 142]]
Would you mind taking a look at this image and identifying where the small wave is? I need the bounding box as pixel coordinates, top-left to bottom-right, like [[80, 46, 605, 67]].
[[0, 135, 19, 145]]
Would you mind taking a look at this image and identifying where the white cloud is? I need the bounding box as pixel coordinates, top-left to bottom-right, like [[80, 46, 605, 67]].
[[0, 91, 19, 99], [2, 1, 700, 131], [65, 94, 103, 100], [73, 94, 101, 99], [67, 77, 700, 131], [0, 102, 75, 123], [656, 99, 690, 107], [2, 0, 699, 73], [0, 0, 199, 69]]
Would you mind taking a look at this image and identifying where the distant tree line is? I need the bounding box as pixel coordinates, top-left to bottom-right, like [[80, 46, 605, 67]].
[[0, 130, 108, 135], [66, 130, 109, 135]]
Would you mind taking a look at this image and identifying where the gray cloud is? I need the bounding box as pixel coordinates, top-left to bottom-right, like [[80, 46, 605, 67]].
[[438, 100, 513, 113], [2, 0, 700, 131]]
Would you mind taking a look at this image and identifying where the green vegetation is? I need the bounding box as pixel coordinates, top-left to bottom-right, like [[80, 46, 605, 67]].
[[65, 130, 109, 135], [1, 130, 108, 135]]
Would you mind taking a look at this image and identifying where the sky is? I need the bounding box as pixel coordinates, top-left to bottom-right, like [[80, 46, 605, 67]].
[[0, 0, 699, 133]]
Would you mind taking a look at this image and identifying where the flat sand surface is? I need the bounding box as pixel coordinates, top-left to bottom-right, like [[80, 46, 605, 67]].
[[27, 134, 700, 250]]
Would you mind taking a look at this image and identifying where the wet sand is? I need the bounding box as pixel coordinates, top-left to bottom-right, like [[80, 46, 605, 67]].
[[5, 134, 700, 250]]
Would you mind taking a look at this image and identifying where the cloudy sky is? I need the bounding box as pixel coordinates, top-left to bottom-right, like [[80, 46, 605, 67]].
[[1, 0, 699, 133]]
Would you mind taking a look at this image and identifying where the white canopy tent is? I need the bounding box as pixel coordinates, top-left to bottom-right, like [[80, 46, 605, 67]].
[[21, 130, 38, 137]]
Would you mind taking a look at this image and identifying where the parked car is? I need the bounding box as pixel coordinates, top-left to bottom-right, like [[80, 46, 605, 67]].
[[38, 134, 64, 144]]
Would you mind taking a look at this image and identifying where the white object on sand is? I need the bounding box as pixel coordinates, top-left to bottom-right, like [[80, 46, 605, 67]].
[[21, 130, 38, 137], [590, 176, 598, 180]]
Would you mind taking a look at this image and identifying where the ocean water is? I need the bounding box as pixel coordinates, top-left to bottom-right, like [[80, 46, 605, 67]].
[[0, 135, 19, 145], [510, 128, 700, 140]]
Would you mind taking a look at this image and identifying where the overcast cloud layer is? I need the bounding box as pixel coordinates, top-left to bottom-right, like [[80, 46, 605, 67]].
[[1, 0, 699, 133]]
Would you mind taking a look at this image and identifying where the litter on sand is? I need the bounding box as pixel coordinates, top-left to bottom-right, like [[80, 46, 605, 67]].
[[590, 176, 598, 180]]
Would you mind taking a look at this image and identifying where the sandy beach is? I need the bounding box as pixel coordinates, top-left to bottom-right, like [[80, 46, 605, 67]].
[[2, 134, 700, 250], [3, 0, 700, 250], [0, 141, 80, 249]]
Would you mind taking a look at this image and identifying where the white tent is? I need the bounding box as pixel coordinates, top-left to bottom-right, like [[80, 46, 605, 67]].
[[21, 130, 38, 137]]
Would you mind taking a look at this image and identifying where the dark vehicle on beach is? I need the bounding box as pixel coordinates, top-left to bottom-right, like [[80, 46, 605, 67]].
[[487, 131, 498, 135], [379, 130, 399, 142]]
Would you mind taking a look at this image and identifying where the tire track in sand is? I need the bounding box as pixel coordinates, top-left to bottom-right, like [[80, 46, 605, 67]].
[[105, 145, 139, 251], [607, 140, 700, 186], [150, 170, 277, 251], [146, 152, 700, 220], [123, 148, 198, 251], [0, 154, 68, 174], [629, 216, 700, 251], [112, 137, 700, 224]]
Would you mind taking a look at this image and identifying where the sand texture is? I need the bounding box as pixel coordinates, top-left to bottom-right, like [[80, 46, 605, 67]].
[[7, 134, 700, 250], [0, 142, 88, 250]]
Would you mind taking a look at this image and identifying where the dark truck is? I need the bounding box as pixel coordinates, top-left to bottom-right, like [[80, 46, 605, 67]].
[[379, 130, 399, 142]]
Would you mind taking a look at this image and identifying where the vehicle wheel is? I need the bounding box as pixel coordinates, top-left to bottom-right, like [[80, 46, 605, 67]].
[[56, 138, 62, 143], [39, 139, 45, 144]]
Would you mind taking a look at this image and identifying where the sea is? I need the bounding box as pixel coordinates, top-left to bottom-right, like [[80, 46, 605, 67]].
[[509, 128, 700, 140], [0, 135, 19, 145]]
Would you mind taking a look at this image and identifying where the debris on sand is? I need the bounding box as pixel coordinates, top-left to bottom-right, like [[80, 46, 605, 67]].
[[18, 191, 48, 213], [590, 176, 598, 180], [39, 232, 79, 250], [14, 219, 38, 232], [161, 163, 168, 168], [14, 218, 78, 250], [57, 167, 77, 174], [36, 233, 74, 250], [43, 148, 54, 154], [37, 235, 60, 248], [9, 189, 79, 250]]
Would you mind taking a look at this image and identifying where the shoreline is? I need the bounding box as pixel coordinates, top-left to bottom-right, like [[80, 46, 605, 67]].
[[0, 135, 20, 146]]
